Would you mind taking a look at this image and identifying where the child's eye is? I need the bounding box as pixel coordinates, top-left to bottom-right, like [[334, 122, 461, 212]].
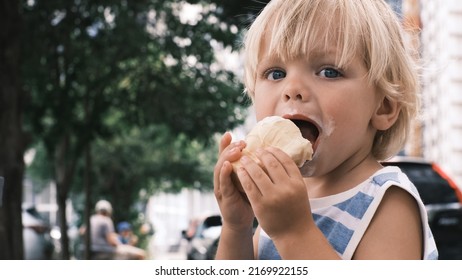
[[265, 69, 286, 80], [318, 67, 342, 78]]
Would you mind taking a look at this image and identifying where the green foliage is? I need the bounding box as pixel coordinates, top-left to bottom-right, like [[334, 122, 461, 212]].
[[75, 125, 219, 222], [25, 143, 54, 190], [21, 0, 256, 226], [22, 0, 248, 148]]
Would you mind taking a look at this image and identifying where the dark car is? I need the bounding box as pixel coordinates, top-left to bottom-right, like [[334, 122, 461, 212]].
[[184, 215, 259, 260], [184, 215, 222, 260], [382, 156, 462, 260], [22, 204, 54, 259]]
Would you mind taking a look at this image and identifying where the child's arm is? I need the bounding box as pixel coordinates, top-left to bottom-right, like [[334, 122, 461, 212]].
[[240, 147, 423, 259], [352, 186, 423, 259], [216, 222, 255, 259], [238, 146, 340, 259], [214, 133, 255, 259]]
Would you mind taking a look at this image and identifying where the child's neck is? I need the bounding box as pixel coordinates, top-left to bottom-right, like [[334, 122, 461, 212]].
[[305, 155, 382, 198]]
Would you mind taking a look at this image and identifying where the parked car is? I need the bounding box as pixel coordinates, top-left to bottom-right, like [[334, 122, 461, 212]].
[[184, 215, 222, 260], [22, 204, 54, 259], [184, 215, 259, 260], [382, 156, 462, 259]]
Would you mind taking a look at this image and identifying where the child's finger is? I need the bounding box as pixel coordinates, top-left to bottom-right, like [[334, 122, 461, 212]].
[[237, 156, 267, 196], [218, 161, 236, 197], [266, 146, 304, 179], [219, 132, 233, 154], [255, 148, 289, 183]]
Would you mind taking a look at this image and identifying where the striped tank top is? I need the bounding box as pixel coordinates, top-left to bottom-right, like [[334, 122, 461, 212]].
[[258, 166, 438, 260]]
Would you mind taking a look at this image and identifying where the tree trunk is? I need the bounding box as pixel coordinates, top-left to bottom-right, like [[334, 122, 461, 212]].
[[57, 183, 70, 259], [83, 144, 92, 260], [54, 135, 76, 260], [0, 0, 26, 260]]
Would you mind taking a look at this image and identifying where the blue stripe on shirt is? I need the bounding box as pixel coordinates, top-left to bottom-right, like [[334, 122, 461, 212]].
[[313, 213, 354, 254], [372, 172, 399, 186], [334, 191, 374, 219]]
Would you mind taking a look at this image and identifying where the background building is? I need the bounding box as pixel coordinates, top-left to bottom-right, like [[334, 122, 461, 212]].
[[419, 0, 462, 188], [384, 0, 462, 190]]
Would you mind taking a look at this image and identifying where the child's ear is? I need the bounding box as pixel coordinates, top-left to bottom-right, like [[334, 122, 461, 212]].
[[371, 96, 400, 131]]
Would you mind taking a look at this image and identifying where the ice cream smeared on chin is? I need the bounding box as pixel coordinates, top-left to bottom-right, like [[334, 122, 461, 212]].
[[231, 116, 313, 191]]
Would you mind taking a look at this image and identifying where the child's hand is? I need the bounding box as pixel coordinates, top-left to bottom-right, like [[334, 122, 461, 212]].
[[236, 146, 313, 240], [213, 132, 255, 232]]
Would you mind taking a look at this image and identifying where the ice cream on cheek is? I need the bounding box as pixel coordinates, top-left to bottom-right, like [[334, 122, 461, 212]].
[[299, 116, 336, 176], [311, 115, 335, 158]]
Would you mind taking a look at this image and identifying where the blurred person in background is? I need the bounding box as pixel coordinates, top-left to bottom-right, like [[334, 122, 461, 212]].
[[117, 221, 139, 246], [89, 200, 119, 259], [82, 200, 145, 260]]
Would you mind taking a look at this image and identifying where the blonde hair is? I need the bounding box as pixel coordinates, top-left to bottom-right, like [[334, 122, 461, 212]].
[[243, 0, 419, 160]]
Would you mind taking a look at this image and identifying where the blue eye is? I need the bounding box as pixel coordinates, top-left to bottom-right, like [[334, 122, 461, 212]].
[[266, 69, 286, 80], [319, 67, 342, 78]]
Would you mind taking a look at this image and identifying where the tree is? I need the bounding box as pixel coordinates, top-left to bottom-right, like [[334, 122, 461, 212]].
[[89, 124, 220, 212], [0, 0, 270, 260], [21, 0, 253, 259], [0, 0, 28, 260]]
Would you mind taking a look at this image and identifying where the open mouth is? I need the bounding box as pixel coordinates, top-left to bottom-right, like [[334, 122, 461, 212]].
[[291, 119, 319, 147]]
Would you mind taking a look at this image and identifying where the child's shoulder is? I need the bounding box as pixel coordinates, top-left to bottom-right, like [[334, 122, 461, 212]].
[[310, 166, 410, 210]]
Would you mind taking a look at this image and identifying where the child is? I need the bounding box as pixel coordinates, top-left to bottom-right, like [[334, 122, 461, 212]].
[[213, 0, 437, 259], [117, 221, 139, 246]]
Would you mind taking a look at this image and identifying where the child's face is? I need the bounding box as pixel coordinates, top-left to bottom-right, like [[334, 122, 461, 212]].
[[253, 38, 382, 176]]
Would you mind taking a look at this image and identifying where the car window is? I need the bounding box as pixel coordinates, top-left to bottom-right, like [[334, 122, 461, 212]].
[[393, 163, 459, 204], [25, 207, 48, 221], [202, 226, 222, 239], [194, 215, 222, 238], [203, 216, 222, 228]]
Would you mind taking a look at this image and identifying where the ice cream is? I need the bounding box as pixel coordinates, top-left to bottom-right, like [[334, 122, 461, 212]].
[[231, 116, 313, 190]]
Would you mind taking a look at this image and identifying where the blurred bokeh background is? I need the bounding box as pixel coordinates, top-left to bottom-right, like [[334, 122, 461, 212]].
[[1, 0, 461, 260]]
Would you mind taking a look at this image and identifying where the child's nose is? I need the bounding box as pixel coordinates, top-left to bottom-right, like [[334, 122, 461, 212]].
[[283, 91, 304, 101], [282, 79, 311, 102]]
